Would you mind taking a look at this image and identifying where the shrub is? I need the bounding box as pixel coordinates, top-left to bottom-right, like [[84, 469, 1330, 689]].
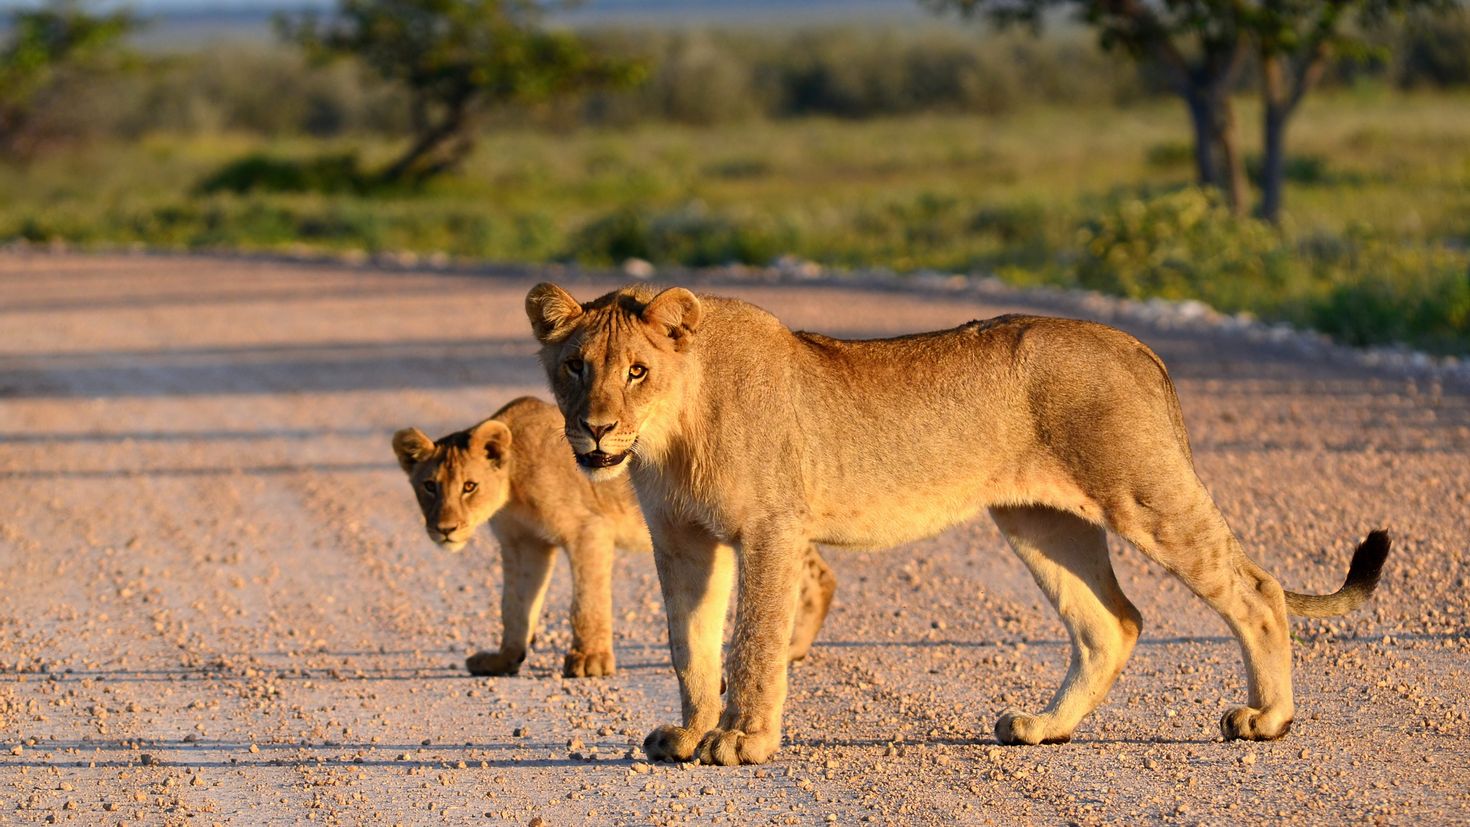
[[569, 203, 795, 266], [196, 153, 372, 195]]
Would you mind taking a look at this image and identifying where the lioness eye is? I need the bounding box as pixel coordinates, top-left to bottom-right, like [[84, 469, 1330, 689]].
[[628, 364, 647, 380], [463, 481, 478, 494], [564, 358, 584, 377], [422, 480, 438, 494]]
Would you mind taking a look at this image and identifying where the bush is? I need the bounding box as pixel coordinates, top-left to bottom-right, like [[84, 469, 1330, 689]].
[[569, 204, 795, 266], [1076, 188, 1470, 353], [196, 153, 373, 195], [1076, 189, 1302, 310]]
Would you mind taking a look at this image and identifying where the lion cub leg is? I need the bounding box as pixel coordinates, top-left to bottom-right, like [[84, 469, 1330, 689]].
[[788, 545, 837, 663], [643, 523, 735, 763], [467, 530, 556, 677], [1112, 489, 1295, 741], [991, 506, 1142, 746], [564, 530, 617, 678]]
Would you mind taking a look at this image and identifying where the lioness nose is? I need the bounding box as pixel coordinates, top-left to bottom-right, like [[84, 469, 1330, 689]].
[[436, 523, 462, 536], [583, 420, 618, 442]]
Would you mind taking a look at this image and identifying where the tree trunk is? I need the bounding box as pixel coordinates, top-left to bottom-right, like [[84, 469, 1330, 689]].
[[1184, 90, 1220, 190], [1211, 92, 1248, 215], [380, 98, 474, 185], [1259, 99, 1288, 223], [1258, 53, 1294, 223]]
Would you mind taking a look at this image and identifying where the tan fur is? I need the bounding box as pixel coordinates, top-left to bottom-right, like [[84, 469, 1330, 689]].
[[526, 283, 1389, 765], [392, 396, 836, 680]]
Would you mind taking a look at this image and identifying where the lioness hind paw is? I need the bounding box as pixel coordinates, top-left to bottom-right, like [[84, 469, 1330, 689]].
[[643, 725, 701, 763], [1220, 706, 1292, 741], [563, 650, 616, 678], [465, 649, 525, 677], [695, 728, 779, 766]]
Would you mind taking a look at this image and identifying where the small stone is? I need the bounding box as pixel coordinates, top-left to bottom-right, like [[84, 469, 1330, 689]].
[[1240, 752, 1257, 766], [631, 762, 651, 775]]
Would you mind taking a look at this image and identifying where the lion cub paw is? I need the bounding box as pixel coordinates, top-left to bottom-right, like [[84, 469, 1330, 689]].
[[562, 650, 616, 678], [1219, 706, 1292, 741], [994, 710, 1070, 746], [465, 649, 525, 677], [695, 727, 780, 766], [643, 725, 702, 763]]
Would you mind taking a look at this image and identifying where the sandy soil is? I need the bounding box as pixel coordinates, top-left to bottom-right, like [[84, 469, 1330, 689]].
[[1, 252, 1467, 826]]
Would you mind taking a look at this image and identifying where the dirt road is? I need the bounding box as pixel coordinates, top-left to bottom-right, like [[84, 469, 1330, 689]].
[[1, 252, 1467, 826]]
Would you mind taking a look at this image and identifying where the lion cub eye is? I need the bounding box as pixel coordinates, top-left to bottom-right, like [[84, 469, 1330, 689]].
[[628, 364, 647, 380], [463, 481, 478, 494], [422, 480, 438, 495], [564, 358, 584, 377]]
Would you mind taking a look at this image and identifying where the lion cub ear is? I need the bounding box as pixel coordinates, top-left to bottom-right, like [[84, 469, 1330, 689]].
[[525, 283, 584, 345], [468, 419, 512, 466], [392, 428, 436, 473], [641, 287, 701, 347]]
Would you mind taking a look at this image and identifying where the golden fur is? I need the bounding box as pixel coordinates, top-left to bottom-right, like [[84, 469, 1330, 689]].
[[393, 396, 837, 680], [526, 282, 1389, 765]]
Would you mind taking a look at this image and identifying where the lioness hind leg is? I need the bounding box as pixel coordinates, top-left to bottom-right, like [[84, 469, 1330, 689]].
[[1110, 483, 1295, 741], [788, 545, 836, 663], [990, 506, 1142, 746]]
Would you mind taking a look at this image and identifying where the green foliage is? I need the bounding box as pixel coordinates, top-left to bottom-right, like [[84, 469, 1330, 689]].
[[279, 0, 643, 183], [196, 153, 373, 195], [0, 0, 137, 156], [1077, 188, 1470, 352], [570, 204, 795, 267], [2, 94, 1469, 352]]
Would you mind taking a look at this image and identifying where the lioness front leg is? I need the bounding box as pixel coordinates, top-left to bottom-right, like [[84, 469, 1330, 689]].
[[696, 529, 803, 766], [467, 530, 556, 677], [564, 529, 617, 678], [643, 523, 733, 762]]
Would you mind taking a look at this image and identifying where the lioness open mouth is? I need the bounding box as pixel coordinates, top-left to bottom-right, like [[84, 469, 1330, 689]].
[[576, 449, 630, 469]]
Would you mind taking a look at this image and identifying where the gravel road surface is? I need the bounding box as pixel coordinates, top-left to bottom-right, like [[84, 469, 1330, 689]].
[[1, 252, 1467, 825]]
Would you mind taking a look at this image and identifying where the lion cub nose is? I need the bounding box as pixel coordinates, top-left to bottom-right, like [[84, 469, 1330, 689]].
[[583, 420, 618, 442]]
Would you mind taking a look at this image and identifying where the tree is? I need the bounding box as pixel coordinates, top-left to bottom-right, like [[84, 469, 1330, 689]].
[[0, 0, 137, 158], [1252, 1, 1452, 221], [280, 0, 643, 185], [925, 1, 1456, 221], [926, 0, 1253, 213]]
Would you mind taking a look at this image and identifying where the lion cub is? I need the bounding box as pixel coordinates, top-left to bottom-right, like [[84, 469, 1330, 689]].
[[393, 396, 836, 679]]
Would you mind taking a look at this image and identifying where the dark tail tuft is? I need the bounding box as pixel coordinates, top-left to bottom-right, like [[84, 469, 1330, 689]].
[[1284, 530, 1391, 619]]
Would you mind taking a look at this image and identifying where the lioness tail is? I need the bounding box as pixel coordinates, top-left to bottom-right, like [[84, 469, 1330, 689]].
[[1283, 530, 1390, 619]]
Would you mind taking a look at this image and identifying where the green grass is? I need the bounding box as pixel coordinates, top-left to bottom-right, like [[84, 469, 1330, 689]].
[[2, 90, 1469, 352]]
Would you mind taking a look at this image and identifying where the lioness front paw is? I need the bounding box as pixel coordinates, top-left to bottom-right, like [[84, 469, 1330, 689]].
[[994, 709, 1070, 746], [695, 727, 780, 766], [465, 649, 525, 677], [643, 725, 702, 763], [563, 650, 615, 678], [1220, 706, 1292, 741]]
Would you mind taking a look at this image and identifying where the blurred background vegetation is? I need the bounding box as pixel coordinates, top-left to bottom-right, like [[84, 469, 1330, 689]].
[[1, 0, 1468, 353]]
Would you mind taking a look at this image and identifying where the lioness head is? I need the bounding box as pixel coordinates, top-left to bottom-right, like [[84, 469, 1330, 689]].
[[391, 419, 513, 552], [524, 283, 701, 481]]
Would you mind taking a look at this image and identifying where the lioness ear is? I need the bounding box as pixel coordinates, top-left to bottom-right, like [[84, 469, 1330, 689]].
[[468, 419, 512, 466], [392, 427, 435, 473], [525, 283, 584, 345], [641, 287, 701, 345]]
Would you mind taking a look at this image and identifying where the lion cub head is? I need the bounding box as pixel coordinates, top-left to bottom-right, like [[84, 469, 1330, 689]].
[[524, 283, 702, 481], [391, 419, 513, 552]]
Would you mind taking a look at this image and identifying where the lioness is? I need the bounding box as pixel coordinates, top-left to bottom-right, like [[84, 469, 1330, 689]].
[[525, 282, 1389, 766], [392, 396, 837, 679]]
